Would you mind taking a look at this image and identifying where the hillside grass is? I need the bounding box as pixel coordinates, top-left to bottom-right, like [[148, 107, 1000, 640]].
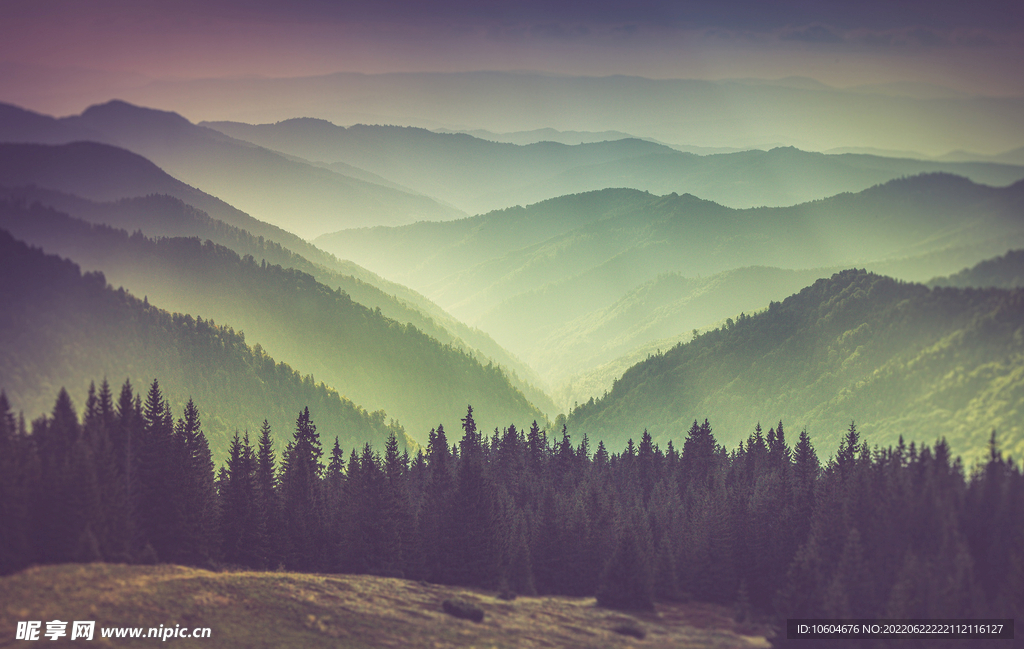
[[0, 564, 772, 648]]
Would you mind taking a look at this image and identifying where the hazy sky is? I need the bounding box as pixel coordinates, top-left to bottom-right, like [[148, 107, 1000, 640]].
[[3, 0, 1022, 108]]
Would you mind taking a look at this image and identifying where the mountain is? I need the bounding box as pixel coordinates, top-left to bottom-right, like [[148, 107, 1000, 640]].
[[938, 146, 1024, 166], [0, 102, 463, 237], [206, 118, 1024, 215], [0, 182, 551, 412], [0, 141, 343, 262], [204, 118, 675, 215], [0, 202, 547, 442], [566, 269, 1024, 465], [481, 266, 838, 402], [117, 72, 1024, 157], [928, 249, 1024, 290], [433, 127, 648, 146], [0, 228, 408, 459], [316, 176, 1024, 327]]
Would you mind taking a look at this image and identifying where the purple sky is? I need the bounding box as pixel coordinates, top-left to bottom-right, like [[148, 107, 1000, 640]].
[[2, 0, 1022, 116]]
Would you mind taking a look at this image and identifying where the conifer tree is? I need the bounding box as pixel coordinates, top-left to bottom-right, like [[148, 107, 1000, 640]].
[[255, 419, 282, 566], [175, 398, 218, 566], [0, 391, 30, 574], [280, 407, 325, 571], [444, 405, 504, 588], [420, 425, 453, 582], [324, 436, 346, 563], [596, 507, 654, 611], [137, 379, 184, 562], [34, 389, 87, 563], [112, 380, 142, 556], [220, 432, 258, 566]]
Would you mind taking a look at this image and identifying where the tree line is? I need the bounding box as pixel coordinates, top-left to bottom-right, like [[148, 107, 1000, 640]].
[[1, 381, 1021, 645]]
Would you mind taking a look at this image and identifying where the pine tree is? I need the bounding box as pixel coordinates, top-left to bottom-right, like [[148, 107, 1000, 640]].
[[596, 507, 654, 611], [175, 398, 218, 566], [113, 380, 140, 557], [0, 391, 31, 574], [445, 408, 504, 588], [280, 407, 325, 571], [35, 389, 88, 563], [420, 425, 453, 582], [222, 430, 269, 567], [255, 419, 282, 567], [324, 436, 346, 564]]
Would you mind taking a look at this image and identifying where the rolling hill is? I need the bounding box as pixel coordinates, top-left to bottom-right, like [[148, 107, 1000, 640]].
[[0, 228, 410, 459], [0, 102, 463, 237], [206, 117, 1024, 215], [483, 266, 839, 403], [566, 269, 1024, 465], [316, 175, 1024, 335], [0, 182, 552, 413], [0, 203, 548, 443], [928, 249, 1024, 290]]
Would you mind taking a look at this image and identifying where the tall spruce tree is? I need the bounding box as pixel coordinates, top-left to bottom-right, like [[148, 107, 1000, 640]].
[[280, 407, 325, 571], [175, 398, 218, 566], [255, 419, 282, 567]]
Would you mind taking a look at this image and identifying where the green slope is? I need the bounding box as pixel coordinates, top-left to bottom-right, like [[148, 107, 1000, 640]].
[[487, 266, 838, 401], [929, 249, 1024, 289], [0, 229, 409, 459], [0, 185, 553, 414], [317, 175, 1024, 327], [567, 270, 1024, 465], [0, 204, 548, 443]]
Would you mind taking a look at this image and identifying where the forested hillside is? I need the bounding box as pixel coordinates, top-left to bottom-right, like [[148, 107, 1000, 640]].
[[0, 186, 551, 411], [317, 176, 1024, 326], [929, 249, 1024, 289], [481, 266, 837, 398], [567, 270, 1024, 464], [0, 205, 547, 442], [0, 229, 407, 458]]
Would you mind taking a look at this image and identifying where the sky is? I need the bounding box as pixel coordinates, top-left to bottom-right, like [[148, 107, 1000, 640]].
[[3, 0, 1022, 92], [1, 0, 1023, 154]]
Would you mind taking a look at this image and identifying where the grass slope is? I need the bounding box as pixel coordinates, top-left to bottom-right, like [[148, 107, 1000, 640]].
[[0, 564, 771, 649]]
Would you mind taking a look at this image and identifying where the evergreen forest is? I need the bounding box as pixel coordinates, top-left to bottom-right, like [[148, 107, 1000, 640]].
[[1, 384, 1020, 647]]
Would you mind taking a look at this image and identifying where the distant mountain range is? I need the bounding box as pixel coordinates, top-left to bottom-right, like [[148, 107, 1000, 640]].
[[103, 72, 1024, 156], [317, 176, 1024, 300], [0, 102, 462, 237], [206, 117, 1024, 215], [567, 269, 1024, 466]]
